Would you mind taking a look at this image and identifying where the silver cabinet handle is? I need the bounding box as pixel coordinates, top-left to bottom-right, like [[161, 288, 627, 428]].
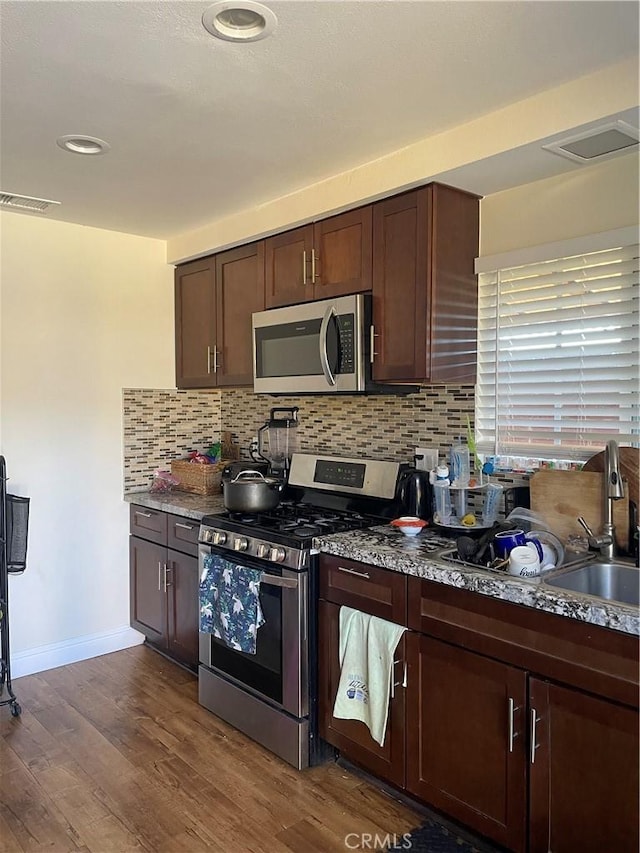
[[158, 561, 163, 592], [213, 346, 220, 373], [259, 573, 298, 589], [508, 697, 521, 753], [337, 565, 370, 579], [207, 345, 212, 374], [311, 248, 319, 281], [302, 250, 307, 285], [391, 659, 407, 698], [164, 563, 171, 591], [135, 510, 153, 519], [530, 707, 540, 764], [370, 324, 379, 364], [319, 303, 337, 387], [175, 522, 195, 531]]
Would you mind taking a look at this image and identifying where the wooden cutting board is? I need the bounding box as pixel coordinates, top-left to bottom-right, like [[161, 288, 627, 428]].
[[530, 470, 630, 550]]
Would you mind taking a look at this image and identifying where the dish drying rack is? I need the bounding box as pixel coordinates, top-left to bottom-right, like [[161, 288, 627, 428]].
[[1, 455, 29, 717]]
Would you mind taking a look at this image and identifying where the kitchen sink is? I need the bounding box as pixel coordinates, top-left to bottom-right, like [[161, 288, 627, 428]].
[[543, 560, 640, 606]]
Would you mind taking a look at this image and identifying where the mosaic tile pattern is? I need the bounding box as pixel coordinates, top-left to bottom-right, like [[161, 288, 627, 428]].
[[123, 389, 221, 492], [122, 385, 530, 501], [220, 387, 477, 464]]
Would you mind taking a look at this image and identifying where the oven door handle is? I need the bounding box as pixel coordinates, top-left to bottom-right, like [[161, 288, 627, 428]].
[[259, 573, 299, 589]]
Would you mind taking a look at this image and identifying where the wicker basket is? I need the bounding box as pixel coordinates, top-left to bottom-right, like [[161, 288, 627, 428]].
[[170, 460, 227, 495]]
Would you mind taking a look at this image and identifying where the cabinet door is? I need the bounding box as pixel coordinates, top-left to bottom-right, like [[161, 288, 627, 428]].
[[265, 225, 314, 308], [215, 241, 265, 386], [371, 184, 479, 383], [371, 188, 429, 382], [312, 207, 372, 300], [129, 537, 167, 646], [529, 678, 639, 853], [175, 257, 217, 388], [318, 600, 406, 788], [166, 549, 199, 670], [406, 633, 527, 852]]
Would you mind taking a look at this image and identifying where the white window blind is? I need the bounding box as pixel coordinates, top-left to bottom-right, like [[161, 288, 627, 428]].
[[476, 234, 639, 461]]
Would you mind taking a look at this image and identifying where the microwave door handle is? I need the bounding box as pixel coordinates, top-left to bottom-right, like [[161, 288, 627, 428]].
[[319, 304, 337, 387]]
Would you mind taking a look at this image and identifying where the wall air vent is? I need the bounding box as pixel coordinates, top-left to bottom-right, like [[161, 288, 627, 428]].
[[0, 192, 61, 213], [542, 120, 639, 164]]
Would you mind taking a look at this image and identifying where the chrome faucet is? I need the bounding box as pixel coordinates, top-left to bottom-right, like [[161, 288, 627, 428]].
[[577, 440, 624, 560]]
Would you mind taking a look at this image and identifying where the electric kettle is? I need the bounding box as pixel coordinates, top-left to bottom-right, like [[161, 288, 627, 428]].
[[396, 469, 433, 521]]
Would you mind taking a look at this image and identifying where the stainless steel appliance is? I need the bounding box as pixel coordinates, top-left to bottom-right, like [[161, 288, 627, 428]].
[[197, 452, 405, 769], [252, 294, 370, 395]]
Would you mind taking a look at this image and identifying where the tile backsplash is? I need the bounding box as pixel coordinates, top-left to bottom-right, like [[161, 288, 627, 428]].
[[123, 386, 529, 499], [220, 387, 475, 465], [123, 388, 221, 492]]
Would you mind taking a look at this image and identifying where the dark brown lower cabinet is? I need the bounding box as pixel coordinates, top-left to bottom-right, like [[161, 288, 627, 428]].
[[130, 536, 166, 645], [129, 506, 199, 670], [529, 678, 639, 853], [318, 557, 639, 853], [405, 633, 527, 852], [318, 600, 406, 788]]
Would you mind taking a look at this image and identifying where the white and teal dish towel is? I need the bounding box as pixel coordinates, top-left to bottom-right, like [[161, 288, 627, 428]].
[[332, 606, 406, 746], [199, 554, 264, 654]]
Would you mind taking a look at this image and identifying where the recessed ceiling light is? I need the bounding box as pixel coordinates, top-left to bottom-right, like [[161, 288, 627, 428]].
[[56, 135, 110, 155], [202, 1, 277, 42]]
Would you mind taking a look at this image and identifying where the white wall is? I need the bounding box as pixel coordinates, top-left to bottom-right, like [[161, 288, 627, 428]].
[[0, 212, 174, 675], [479, 153, 640, 256]]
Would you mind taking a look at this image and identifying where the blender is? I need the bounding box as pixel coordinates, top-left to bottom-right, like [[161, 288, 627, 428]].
[[255, 407, 299, 477]]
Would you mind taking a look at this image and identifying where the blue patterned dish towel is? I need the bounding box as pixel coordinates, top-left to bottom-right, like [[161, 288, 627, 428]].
[[199, 554, 265, 654]]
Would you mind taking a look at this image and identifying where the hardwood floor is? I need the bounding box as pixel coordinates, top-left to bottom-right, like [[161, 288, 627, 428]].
[[0, 646, 421, 852]]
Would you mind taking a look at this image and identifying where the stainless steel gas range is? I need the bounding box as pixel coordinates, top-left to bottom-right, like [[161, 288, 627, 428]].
[[197, 452, 405, 769]]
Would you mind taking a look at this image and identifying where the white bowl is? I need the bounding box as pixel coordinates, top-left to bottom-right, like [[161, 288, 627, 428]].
[[391, 516, 426, 537]]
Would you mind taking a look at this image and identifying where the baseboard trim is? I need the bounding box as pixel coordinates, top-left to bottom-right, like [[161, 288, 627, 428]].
[[10, 626, 145, 678]]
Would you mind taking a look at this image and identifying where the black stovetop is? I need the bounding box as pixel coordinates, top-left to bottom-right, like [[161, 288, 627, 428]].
[[202, 500, 390, 549]]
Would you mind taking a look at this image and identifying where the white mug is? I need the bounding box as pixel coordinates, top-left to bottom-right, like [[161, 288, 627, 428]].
[[508, 545, 541, 578]]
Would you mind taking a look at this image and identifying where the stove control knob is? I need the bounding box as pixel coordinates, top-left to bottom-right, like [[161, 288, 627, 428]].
[[256, 543, 270, 559], [269, 547, 286, 563], [212, 531, 227, 546], [201, 528, 213, 543], [233, 536, 249, 552]]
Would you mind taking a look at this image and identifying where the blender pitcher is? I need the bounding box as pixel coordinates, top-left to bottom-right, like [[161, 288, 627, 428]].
[[257, 407, 299, 476]]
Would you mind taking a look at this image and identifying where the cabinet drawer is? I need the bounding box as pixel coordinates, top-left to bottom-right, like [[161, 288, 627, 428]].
[[167, 514, 200, 557], [319, 554, 407, 624], [129, 504, 167, 545]]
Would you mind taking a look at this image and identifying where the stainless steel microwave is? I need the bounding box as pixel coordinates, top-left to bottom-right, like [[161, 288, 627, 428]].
[[252, 294, 370, 395]]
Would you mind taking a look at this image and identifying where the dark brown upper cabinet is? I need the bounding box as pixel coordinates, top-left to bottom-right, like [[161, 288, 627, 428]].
[[371, 183, 479, 384], [265, 206, 372, 308], [175, 241, 265, 389]]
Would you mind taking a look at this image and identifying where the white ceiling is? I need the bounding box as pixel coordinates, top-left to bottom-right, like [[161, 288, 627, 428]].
[[0, 0, 638, 241]]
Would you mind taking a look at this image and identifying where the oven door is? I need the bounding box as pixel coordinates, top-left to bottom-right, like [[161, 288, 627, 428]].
[[198, 544, 308, 719]]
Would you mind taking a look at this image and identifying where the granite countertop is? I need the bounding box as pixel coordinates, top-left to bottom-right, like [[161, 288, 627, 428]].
[[314, 525, 639, 637], [124, 490, 226, 520]]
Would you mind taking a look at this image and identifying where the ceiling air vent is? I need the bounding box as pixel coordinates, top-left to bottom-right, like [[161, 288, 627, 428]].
[[542, 120, 639, 164], [0, 192, 61, 213]]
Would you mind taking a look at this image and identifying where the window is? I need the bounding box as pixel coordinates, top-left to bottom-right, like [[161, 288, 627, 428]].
[[475, 227, 639, 462]]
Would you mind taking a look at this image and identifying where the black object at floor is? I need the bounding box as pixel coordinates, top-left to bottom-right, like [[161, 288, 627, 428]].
[[387, 817, 493, 852]]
